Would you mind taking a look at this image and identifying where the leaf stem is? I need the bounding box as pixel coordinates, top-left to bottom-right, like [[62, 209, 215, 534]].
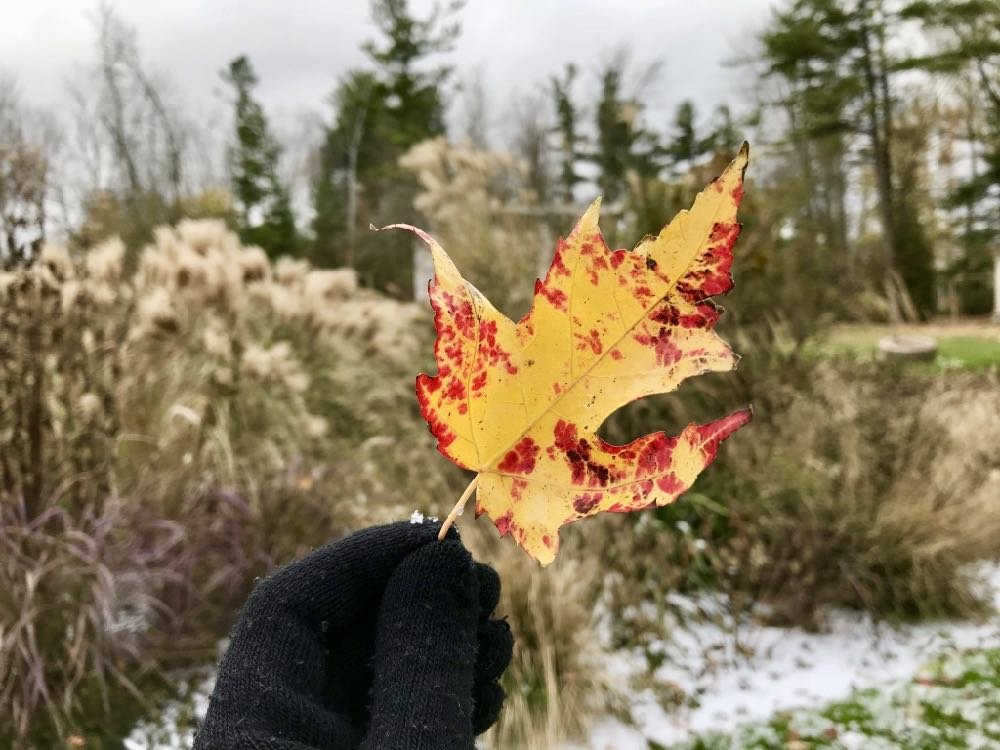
[[438, 473, 480, 541]]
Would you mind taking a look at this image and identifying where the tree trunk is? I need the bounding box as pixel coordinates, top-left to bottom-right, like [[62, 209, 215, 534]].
[[857, 0, 900, 316], [345, 103, 368, 270]]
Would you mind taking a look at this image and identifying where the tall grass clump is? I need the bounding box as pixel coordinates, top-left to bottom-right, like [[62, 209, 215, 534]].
[[0, 222, 457, 745], [598, 323, 1000, 634], [401, 137, 545, 320], [463, 522, 623, 749]]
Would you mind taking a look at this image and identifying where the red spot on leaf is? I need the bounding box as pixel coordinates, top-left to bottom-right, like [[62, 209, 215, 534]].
[[479, 319, 517, 374], [633, 285, 655, 303], [650, 303, 680, 326], [572, 491, 604, 514], [419, 373, 441, 393], [634, 326, 683, 367], [587, 329, 602, 354], [498, 436, 540, 475], [494, 510, 514, 536], [537, 278, 568, 311], [419, 406, 457, 452], [510, 478, 528, 501], [444, 378, 466, 402], [550, 245, 570, 277], [656, 473, 685, 495], [635, 433, 678, 478], [554, 419, 613, 487]]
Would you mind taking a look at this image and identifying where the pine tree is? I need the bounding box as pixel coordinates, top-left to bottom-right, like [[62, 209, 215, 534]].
[[760, 0, 938, 316], [902, 0, 1000, 313], [312, 70, 381, 268], [362, 0, 459, 152], [592, 54, 661, 204], [312, 0, 461, 296], [710, 105, 741, 155], [550, 64, 583, 205], [666, 101, 715, 171], [222, 55, 298, 258]]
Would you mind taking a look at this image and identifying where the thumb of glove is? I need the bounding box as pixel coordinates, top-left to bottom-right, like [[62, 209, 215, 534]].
[[360, 539, 480, 750]]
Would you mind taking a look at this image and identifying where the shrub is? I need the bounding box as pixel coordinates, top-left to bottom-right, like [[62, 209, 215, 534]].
[[0, 221, 459, 744], [464, 522, 623, 749], [598, 329, 1000, 633]]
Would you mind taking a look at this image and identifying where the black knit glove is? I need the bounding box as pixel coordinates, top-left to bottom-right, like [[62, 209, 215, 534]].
[[194, 521, 512, 749]]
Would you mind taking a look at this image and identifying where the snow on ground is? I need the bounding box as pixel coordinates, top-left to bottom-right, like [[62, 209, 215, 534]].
[[126, 564, 999, 749], [571, 562, 1000, 749], [125, 664, 214, 749]]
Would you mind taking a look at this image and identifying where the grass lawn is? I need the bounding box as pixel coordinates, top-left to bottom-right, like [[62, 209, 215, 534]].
[[667, 648, 1000, 749], [821, 321, 1000, 371], [938, 337, 1000, 370]]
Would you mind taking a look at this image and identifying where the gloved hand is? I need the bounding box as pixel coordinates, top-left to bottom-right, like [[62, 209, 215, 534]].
[[194, 521, 512, 749]]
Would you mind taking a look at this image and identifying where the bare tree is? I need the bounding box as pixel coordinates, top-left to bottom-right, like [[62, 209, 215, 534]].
[[508, 91, 554, 205], [0, 74, 62, 260], [459, 66, 491, 148], [64, 4, 193, 249], [92, 3, 185, 201]]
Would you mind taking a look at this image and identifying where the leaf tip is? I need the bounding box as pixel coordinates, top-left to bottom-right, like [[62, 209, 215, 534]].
[[731, 142, 750, 179], [372, 221, 440, 249]]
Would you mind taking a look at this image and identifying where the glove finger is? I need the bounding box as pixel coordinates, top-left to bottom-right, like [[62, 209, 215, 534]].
[[475, 618, 514, 683], [253, 519, 456, 629], [472, 680, 506, 735], [200, 520, 457, 749], [475, 562, 501, 621], [362, 539, 481, 748]]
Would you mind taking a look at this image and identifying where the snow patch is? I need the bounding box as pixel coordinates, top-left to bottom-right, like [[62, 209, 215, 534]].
[[572, 562, 1000, 748]]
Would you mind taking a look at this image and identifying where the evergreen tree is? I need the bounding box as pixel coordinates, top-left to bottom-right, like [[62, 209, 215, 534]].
[[666, 101, 715, 170], [710, 105, 741, 155], [592, 54, 661, 203], [760, 0, 938, 316], [760, 0, 856, 286], [312, 0, 461, 296], [902, 0, 1000, 312], [311, 70, 381, 268], [222, 56, 298, 258], [363, 0, 460, 152], [551, 64, 584, 204]]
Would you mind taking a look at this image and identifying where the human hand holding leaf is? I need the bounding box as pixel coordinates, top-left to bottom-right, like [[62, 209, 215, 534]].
[[384, 145, 752, 565]]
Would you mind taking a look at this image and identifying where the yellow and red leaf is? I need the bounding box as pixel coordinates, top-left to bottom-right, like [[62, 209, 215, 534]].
[[399, 144, 752, 564]]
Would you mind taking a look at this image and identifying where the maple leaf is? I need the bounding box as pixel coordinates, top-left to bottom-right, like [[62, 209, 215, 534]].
[[390, 144, 752, 565]]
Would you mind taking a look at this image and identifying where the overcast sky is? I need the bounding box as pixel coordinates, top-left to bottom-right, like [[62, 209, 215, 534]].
[[2, 0, 779, 144]]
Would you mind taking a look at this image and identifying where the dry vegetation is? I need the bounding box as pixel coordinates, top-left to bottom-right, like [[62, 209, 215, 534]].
[[1, 148, 998, 747], [0, 221, 456, 746]]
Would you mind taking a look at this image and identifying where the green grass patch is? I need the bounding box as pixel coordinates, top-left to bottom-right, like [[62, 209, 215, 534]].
[[814, 326, 1000, 371], [937, 337, 1000, 370], [669, 648, 1000, 749]]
